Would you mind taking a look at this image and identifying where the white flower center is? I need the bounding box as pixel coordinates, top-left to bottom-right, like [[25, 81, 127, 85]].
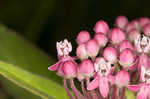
[[56, 39, 72, 56], [141, 66, 150, 84], [134, 34, 150, 53], [94, 58, 111, 76]]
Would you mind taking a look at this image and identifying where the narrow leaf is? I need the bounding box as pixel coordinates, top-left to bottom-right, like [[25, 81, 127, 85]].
[[0, 61, 68, 99]]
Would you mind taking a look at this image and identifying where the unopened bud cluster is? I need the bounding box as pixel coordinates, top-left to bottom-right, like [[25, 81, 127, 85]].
[[48, 16, 150, 99]]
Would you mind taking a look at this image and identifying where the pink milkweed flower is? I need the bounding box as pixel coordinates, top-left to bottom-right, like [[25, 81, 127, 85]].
[[93, 20, 109, 34], [115, 70, 130, 88], [87, 57, 115, 98], [134, 34, 150, 53], [56, 39, 72, 57], [142, 23, 150, 36], [94, 32, 108, 48], [128, 29, 140, 42], [128, 66, 150, 99], [103, 47, 117, 64], [48, 39, 76, 76], [76, 30, 91, 44], [85, 39, 100, 59], [115, 15, 129, 30], [109, 28, 126, 45], [119, 40, 134, 52], [119, 48, 136, 69], [78, 59, 95, 78], [63, 60, 77, 79], [76, 44, 89, 60], [138, 17, 150, 27]]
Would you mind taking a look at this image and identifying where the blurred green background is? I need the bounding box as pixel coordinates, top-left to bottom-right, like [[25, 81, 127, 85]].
[[0, 0, 149, 98]]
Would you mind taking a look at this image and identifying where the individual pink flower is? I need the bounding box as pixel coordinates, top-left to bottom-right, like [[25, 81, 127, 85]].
[[94, 32, 108, 48], [87, 57, 114, 98], [76, 44, 89, 60], [63, 60, 77, 79], [119, 48, 136, 68], [134, 34, 150, 53], [115, 70, 130, 88], [76, 30, 91, 44], [142, 23, 150, 36], [78, 59, 95, 78], [115, 15, 128, 30], [128, 29, 140, 42], [128, 66, 150, 99], [56, 39, 72, 57], [125, 23, 136, 33], [119, 40, 134, 52], [138, 17, 150, 27], [93, 20, 109, 34], [109, 28, 126, 44], [85, 39, 100, 59], [48, 39, 75, 76], [103, 47, 117, 64]]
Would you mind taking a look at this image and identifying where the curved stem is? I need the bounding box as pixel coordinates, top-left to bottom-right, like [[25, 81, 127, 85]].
[[69, 79, 84, 99], [81, 80, 89, 98], [86, 78, 99, 99], [64, 79, 74, 99], [120, 87, 125, 99]]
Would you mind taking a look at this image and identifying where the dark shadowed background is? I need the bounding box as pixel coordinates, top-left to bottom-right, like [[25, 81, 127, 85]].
[[0, 0, 149, 58]]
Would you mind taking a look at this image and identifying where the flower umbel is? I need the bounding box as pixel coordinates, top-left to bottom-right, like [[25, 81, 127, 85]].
[[48, 16, 150, 99]]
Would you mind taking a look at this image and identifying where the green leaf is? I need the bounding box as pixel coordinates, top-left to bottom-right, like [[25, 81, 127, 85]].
[[0, 24, 62, 98], [0, 61, 68, 99], [125, 88, 136, 99]]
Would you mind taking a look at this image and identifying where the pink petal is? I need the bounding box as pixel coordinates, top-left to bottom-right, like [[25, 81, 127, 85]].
[[129, 57, 139, 70], [108, 75, 115, 85], [99, 77, 109, 98], [137, 85, 149, 99], [137, 92, 147, 99], [48, 61, 60, 71], [87, 76, 99, 90], [128, 84, 141, 92]]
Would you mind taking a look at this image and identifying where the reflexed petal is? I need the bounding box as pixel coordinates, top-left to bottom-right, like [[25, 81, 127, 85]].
[[128, 84, 141, 92], [99, 77, 109, 98], [108, 75, 115, 85], [87, 76, 99, 90], [48, 61, 60, 71]]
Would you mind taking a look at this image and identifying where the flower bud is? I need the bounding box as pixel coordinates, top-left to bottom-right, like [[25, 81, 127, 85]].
[[76, 30, 91, 44], [109, 28, 126, 44], [85, 39, 100, 59], [76, 44, 88, 60], [103, 47, 117, 63], [115, 70, 130, 88], [119, 40, 134, 52], [78, 59, 94, 78], [94, 32, 108, 48], [138, 17, 150, 27], [125, 20, 140, 32], [142, 23, 150, 36], [93, 20, 109, 34], [115, 16, 128, 30], [63, 61, 77, 79], [119, 48, 135, 68], [128, 29, 140, 42]]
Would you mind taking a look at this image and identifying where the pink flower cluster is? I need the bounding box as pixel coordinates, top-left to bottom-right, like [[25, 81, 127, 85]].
[[48, 16, 150, 99]]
